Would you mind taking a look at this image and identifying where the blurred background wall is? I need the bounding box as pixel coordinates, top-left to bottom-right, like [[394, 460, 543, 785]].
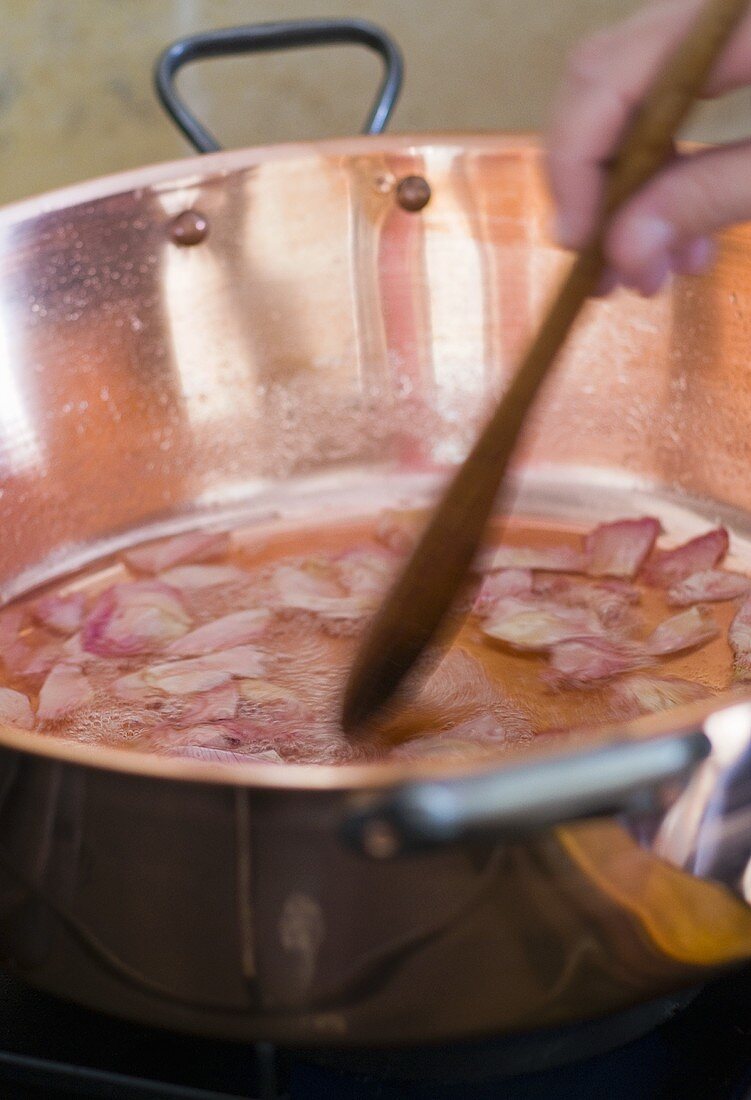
[[1, 0, 749, 204]]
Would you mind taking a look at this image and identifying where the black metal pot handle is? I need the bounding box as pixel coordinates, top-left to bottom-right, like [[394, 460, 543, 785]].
[[344, 729, 710, 858], [154, 18, 404, 154]]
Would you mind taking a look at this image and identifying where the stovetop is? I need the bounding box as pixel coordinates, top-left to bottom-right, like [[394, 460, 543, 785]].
[[2, 966, 751, 1099]]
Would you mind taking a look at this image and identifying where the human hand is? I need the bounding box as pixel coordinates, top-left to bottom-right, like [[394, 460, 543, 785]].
[[547, 0, 751, 294]]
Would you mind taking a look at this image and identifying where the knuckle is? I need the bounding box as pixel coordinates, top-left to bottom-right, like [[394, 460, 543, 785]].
[[658, 167, 716, 231]]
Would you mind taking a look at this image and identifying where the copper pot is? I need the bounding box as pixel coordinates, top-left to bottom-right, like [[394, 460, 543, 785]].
[[0, 20, 751, 1048]]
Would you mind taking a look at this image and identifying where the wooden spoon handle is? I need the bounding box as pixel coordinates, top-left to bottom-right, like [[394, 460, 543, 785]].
[[342, 0, 751, 735]]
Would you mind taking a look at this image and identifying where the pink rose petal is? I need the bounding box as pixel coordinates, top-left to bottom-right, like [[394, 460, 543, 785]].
[[730, 595, 751, 677], [273, 564, 373, 618], [641, 527, 729, 587], [158, 564, 249, 590], [145, 666, 230, 696], [142, 646, 267, 696], [0, 607, 24, 650], [177, 683, 239, 726], [335, 548, 396, 598], [112, 670, 154, 702], [585, 517, 662, 579], [375, 509, 423, 554], [667, 569, 751, 607], [3, 639, 63, 678], [482, 597, 602, 651], [196, 646, 266, 677], [474, 569, 534, 615], [33, 592, 86, 635], [82, 581, 191, 657], [38, 663, 93, 720], [124, 531, 230, 574], [544, 638, 651, 688], [476, 545, 588, 574], [646, 606, 719, 656], [167, 744, 283, 765], [165, 609, 271, 657], [61, 633, 85, 659], [0, 687, 34, 729], [533, 577, 641, 629]]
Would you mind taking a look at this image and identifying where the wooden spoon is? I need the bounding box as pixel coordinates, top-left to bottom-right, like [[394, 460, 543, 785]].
[[342, 0, 750, 736]]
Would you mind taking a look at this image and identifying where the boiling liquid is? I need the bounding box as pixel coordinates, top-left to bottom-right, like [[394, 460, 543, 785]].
[[0, 512, 735, 765]]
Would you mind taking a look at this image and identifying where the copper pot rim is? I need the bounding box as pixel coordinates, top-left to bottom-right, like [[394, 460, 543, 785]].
[[0, 132, 545, 230], [0, 130, 731, 228], [0, 688, 745, 792]]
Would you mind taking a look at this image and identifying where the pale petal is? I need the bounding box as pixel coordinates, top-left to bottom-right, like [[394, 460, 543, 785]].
[[124, 531, 230, 574], [585, 517, 661, 579], [642, 527, 729, 587]]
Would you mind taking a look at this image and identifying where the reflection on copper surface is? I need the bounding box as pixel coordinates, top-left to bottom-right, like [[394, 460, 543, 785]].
[[0, 136, 751, 1043], [0, 311, 42, 473]]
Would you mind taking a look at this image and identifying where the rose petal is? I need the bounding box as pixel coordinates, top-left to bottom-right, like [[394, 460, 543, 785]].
[[482, 597, 602, 651], [273, 564, 372, 618], [3, 639, 63, 678], [158, 564, 249, 590], [196, 646, 267, 677], [729, 595, 751, 676], [476, 545, 588, 574], [544, 638, 651, 688], [473, 569, 534, 615], [642, 527, 729, 587], [38, 663, 93, 720], [33, 592, 86, 635], [82, 580, 191, 657], [145, 667, 230, 695], [335, 548, 396, 598], [646, 607, 719, 656], [533, 577, 641, 629], [177, 683, 239, 725], [585, 517, 661, 579], [0, 607, 24, 650], [375, 509, 424, 554], [165, 609, 271, 657], [667, 569, 751, 607], [61, 633, 85, 659], [167, 744, 283, 764], [112, 670, 154, 702], [124, 531, 230, 574], [144, 646, 267, 695], [610, 675, 710, 717], [0, 687, 34, 729]]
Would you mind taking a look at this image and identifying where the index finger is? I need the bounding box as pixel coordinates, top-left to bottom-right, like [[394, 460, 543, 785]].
[[547, 0, 712, 249]]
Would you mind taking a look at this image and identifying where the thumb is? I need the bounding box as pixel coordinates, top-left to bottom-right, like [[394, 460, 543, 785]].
[[605, 141, 751, 294]]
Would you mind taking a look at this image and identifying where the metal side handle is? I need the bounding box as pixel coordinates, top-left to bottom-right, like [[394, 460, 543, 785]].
[[343, 731, 711, 858], [154, 18, 404, 154]]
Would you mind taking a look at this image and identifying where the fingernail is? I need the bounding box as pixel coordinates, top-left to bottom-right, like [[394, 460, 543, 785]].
[[627, 214, 675, 265], [673, 236, 715, 276]]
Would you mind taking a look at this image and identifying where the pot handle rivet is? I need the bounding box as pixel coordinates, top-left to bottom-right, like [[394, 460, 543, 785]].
[[396, 175, 431, 213], [169, 210, 209, 246]]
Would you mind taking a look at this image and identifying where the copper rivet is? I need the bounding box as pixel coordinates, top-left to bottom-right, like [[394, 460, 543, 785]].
[[396, 175, 431, 213], [169, 210, 209, 246]]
